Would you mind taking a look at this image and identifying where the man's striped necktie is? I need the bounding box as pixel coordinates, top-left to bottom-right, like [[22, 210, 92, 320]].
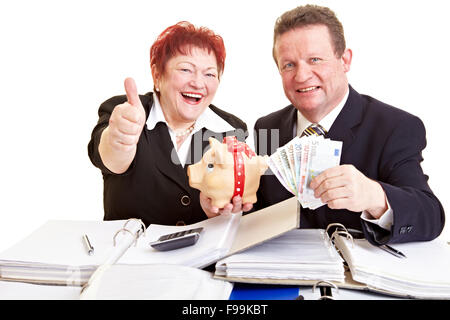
[[301, 124, 327, 137]]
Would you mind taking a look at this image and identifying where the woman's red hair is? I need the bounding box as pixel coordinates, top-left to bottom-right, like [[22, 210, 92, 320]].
[[150, 21, 226, 77]]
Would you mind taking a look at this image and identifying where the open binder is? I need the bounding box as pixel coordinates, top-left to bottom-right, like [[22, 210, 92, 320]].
[[214, 223, 450, 299], [0, 196, 299, 287]]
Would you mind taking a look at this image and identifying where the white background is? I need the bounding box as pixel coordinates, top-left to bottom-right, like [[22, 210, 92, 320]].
[[0, 0, 449, 252]]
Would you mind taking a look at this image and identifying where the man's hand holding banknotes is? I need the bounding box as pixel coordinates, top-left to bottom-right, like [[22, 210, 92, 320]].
[[268, 135, 388, 219], [310, 164, 388, 219]]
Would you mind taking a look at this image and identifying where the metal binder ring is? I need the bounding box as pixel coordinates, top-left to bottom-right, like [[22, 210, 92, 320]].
[[312, 280, 339, 299], [331, 230, 354, 248], [123, 218, 146, 237], [325, 223, 347, 235], [113, 228, 137, 247], [313, 280, 339, 292]]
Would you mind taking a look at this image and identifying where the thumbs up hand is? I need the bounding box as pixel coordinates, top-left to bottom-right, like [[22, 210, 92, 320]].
[[107, 77, 146, 153], [98, 78, 146, 173]]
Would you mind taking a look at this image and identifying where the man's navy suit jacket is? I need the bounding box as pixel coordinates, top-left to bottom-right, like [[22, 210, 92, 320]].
[[254, 85, 445, 245]]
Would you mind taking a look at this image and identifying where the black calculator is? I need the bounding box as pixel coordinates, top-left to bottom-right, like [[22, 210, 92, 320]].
[[149, 227, 203, 251]]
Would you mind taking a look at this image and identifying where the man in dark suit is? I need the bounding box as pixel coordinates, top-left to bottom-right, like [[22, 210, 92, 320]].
[[253, 5, 445, 245]]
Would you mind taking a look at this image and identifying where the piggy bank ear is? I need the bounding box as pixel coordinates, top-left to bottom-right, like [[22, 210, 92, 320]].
[[209, 137, 227, 165], [208, 137, 222, 149]]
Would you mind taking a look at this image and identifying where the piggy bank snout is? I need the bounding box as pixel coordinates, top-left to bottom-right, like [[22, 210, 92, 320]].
[[187, 163, 203, 186], [259, 155, 269, 175]]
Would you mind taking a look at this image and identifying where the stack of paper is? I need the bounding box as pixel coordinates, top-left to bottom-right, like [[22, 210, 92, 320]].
[[215, 229, 345, 283], [268, 136, 342, 209]]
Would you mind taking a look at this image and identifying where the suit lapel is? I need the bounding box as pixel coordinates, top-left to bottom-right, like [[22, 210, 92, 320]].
[[151, 122, 191, 192], [143, 93, 192, 192], [185, 128, 210, 168], [327, 86, 364, 153], [279, 106, 297, 147]]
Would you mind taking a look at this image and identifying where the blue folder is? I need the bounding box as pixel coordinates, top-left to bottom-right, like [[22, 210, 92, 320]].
[[230, 283, 301, 300]]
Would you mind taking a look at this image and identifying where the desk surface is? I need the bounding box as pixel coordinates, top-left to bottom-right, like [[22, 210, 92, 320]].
[[0, 280, 82, 300], [0, 280, 398, 300]]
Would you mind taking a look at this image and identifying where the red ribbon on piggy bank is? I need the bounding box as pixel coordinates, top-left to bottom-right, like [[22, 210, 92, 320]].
[[223, 136, 255, 199]]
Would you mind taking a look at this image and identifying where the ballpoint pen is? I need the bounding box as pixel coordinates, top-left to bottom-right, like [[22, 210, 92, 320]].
[[83, 234, 94, 256], [379, 244, 406, 259]]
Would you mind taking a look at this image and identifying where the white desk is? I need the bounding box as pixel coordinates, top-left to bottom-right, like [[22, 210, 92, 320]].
[[0, 280, 398, 300], [0, 280, 81, 300]]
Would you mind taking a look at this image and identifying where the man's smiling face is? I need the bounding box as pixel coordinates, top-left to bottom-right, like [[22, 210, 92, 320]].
[[274, 24, 352, 123]]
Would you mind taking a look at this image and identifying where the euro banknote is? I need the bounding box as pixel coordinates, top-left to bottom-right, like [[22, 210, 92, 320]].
[[268, 135, 342, 209]]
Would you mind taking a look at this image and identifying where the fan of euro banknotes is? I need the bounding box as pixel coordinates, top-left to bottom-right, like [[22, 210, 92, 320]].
[[267, 135, 343, 210]]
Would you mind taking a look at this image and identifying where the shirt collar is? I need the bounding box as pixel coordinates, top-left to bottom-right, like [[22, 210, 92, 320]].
[[194, 106, 235, 133], [146, 94, 234, 134], [296, 87, 349, 136], [146, 94, 167, 131]]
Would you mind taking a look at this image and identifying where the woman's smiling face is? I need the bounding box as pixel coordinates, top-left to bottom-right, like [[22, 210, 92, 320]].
[[153, 46, 220, 126]]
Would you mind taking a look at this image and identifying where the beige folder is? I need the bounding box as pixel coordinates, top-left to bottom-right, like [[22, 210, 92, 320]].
[[227, 196, 300, 257]]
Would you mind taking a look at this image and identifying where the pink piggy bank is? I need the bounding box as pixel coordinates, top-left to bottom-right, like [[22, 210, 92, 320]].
[[187, 136, 268, 208]]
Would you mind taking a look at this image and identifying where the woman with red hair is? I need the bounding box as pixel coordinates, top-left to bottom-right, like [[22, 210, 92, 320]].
[[88, 21, 249, 226]]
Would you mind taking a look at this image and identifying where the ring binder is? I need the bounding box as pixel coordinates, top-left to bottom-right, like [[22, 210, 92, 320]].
[[214, 222, 450, 299], [0, 198, 300, 289], [113, 219, 146, 247]]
